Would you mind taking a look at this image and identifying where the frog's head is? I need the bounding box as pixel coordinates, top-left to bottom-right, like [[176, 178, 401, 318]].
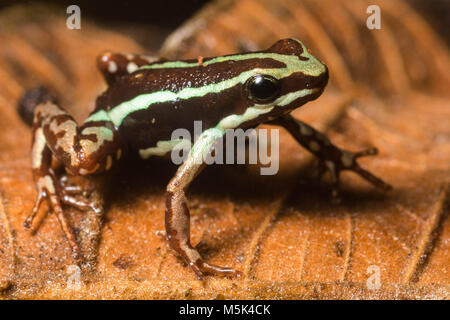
[[243, 38, 328, 114]]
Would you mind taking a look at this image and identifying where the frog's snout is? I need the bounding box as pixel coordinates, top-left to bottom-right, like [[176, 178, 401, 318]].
[[313, 65, 329, 90]]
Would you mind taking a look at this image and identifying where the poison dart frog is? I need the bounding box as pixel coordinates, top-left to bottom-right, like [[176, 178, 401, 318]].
[[18, 39, 391, 278]]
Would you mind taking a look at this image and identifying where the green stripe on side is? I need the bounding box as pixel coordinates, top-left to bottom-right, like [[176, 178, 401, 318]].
[[138, 88, 319, 159]]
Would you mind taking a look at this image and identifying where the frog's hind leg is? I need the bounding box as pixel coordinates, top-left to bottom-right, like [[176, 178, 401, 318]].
[[18, 87, 121, 259], [97, 52, 158, 85], [271, 114, 392, 199], [165, 129, 243, 279]]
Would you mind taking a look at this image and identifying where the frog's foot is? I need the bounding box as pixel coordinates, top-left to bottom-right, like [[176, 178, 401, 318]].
[[24, 172, 81, 260], [190, 259, 243, 280], [317, 147, 392, 200], [174, 247, 242, 280], [167, 233, 242, 279], [59, 176, 103, 216]]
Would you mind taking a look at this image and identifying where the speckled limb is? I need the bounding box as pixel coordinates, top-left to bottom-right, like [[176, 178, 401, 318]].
[[271, 114, 392, 197], [22, 91, 119, 259], [31, 100, 121, 176], [165, 129, 242, 279]]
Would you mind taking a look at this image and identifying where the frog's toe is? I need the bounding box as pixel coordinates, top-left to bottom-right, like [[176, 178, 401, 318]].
[[351, 164, 393, 191], [49, 196, 82, 260], [24, 173, 60, 231], [195, 260, 243, 279], [58, 176, 102, 214], [24, 191, 46, 230], [342, 148, 392, 191], [315, 147, 391, 200], [60, 193, 103, 216], [354, 147, 379, 158], [25, 173, 82, 260]]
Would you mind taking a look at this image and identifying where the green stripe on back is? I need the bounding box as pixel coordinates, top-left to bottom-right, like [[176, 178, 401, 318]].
[[139, 40, 314, 70], [139, 53, 284, 70]]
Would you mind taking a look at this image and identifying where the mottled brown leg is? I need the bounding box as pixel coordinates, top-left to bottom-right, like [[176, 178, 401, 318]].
[[271, 114, 392, 197], [165, 129, 242, 279], [97, 52, 159, 85], [24, 128, 81, 259], [21, 88, 121, 259]]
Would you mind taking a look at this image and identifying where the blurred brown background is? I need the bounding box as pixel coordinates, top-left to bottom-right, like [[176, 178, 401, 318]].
[[2, 0, 449, 47], [0, 0, 449, 299]]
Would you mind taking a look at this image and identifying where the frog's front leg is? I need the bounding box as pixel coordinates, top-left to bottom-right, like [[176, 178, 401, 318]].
[[20, 88, 121, 258], [165, 129, 242, 279], [271, 114, 392, 198], [97, 52, 158, 85]]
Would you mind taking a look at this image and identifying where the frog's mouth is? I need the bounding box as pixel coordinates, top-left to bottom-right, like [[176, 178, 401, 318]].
[[276, 87, 323, 109], [249, 87, 317, 111], [309, 65, 329, 89]]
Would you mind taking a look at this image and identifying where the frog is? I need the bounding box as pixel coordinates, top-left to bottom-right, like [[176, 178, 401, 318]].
[[18, 39, 391, 279]]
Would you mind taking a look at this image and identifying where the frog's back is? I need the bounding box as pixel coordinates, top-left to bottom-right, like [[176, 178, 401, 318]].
[[93, 54, 286, 151]]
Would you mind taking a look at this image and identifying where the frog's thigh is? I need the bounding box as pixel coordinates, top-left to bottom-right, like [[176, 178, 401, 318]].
[[36, 101, 120, 175], [97, 51, 158, 85]]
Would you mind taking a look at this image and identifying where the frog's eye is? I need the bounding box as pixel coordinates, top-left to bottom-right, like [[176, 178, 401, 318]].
[[245, 74, 281, 103]]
